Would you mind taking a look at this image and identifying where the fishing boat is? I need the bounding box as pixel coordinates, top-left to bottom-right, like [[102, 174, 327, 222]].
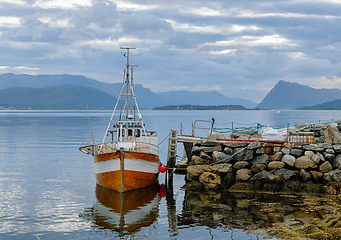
[[79, 47, 160, 192]]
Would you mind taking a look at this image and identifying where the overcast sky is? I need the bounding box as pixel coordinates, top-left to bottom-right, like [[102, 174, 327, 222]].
[[1, 0, 341, 102]]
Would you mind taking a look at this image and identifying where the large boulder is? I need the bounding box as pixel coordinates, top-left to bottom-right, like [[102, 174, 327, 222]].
[[222, 173, 235, 189], [274, 168, 296, 181], [191, 146, 203, 155], [295, 156, 317, 170], [212, 151, 230, 163], [201, 145, 222, 153], [186, 165, 210, 181], [326, 148, 335, 154], [223, 147, 233, 155], [324, 153, 335, 162], [319, 161, 333, 173], [320, 143, 332, 149], [323, 169, 341, 183], [281, 155, 296, 167], [251, 164, 266, 173], [268, 161, 285, 171], [199, 172, 221, 190], [200, 151, 212, 160], [270, 152, 283, 161], [310, 170, 323, 182], [322, 185, 337, 195], [234, 161, 250, 170], [236, 169, 252, 182], [281, 147, 290, 155], [247, 141, 262, 150], [229, 148, 254, 162], [250, 170, 278, 182], [303, 145, 324, 152], [210, 163, 233, 177], [250, 154, 269, 165], [191, 156, 211, 165], [223, 141, 248, 148], [299, 169, 312, 182], [316, 152, 325, 162], [324, 124, 341, 144], [311, 154, 321, 165], [305, 151, 314, 158], [290, 149, 303, 157], [333, 144, 341, 153], [331, 154, 341, 169]]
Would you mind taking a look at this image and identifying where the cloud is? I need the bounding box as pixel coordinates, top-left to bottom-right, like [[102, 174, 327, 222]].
[[1, 0, 341, 102], [59, 28, 96, 41], [120, 11, 175, 39], [21, 14, 49, 39], [68, 0, 119, 29], [0, 31, 17, 39]]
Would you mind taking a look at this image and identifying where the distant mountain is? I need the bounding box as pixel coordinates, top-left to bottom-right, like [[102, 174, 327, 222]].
[[0, 85, 117, 110], [0, 73, 174, 109], [296, 99, 341, 110], [256, 80, 341, 110], [0, 73, 258, 109], [157, 90, 257, 108]]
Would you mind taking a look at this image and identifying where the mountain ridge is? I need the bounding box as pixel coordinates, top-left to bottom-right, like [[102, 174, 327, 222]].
[[0, 84, 117, 110], [0, 73, 257, 109], [296, 99, 341, 110], [256, 80, 341, 110]]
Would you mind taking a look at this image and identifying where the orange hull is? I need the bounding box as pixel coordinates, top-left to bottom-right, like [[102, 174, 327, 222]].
[[94, 150, 159, 192]]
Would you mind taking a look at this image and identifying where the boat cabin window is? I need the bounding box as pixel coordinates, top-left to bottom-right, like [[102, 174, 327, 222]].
[[118, 129, 125, 137], [128, 129, 133, 136], [135, 129, 140, 137]]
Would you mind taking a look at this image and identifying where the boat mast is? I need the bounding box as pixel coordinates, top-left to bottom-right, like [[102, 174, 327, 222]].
[[121, 47, 135, 139], [102, 47, 150, 145]]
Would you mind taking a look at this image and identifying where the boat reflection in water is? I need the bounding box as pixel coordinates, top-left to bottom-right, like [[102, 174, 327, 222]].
[[83, 183, 161, 237]]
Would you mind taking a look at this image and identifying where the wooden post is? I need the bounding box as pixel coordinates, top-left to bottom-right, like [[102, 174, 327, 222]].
[[183, 142, 193, 163], [167, 129, 178, 183]]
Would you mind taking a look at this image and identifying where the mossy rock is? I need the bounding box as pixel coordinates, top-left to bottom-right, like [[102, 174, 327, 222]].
[[301, 181, 323, 194], [262, 182, 283, 192], [304, 231, 332, 240], [266, 228, 294, 239], [282, 181, 303, 192], [327, 182, 341, 192], [229, 182, 255, 191], [182, 182, 203, 191]]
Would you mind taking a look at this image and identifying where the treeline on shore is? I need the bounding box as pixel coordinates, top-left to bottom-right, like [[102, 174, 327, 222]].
[[153, 104, 248, 110]]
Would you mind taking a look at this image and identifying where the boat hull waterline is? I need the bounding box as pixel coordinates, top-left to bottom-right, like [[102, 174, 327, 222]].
[[94, 150, 159, 192]]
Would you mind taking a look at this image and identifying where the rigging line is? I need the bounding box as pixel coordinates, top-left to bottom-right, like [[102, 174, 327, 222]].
[[158, 133, 170, 145], [158, 141, 168, 154], [86, 101, 95, 144]]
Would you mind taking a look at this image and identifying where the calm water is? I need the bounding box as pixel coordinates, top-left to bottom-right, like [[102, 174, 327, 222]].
[[1, 110, 341, 239]]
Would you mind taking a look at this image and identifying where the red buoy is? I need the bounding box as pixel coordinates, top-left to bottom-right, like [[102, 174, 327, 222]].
[[159, 184, 166, 198], [159, 164, 166, 173]]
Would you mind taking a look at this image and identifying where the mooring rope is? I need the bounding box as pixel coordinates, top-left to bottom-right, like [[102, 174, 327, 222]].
[[158, 133, 170, 145]]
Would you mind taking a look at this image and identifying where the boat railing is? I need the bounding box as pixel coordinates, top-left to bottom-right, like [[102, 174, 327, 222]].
[[95, 140, 159, 155], [179, 119, 214, 137], [79, 141, 95, 155]]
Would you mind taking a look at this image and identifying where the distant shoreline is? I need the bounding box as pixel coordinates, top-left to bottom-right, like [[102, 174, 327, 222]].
[[152, 104, 258, 110]]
